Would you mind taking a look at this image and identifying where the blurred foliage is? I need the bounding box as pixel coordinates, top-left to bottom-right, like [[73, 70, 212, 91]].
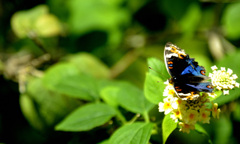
[[1, 0, 240, 144]]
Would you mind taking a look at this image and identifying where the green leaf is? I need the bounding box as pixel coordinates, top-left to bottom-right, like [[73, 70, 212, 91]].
[[160, 0, 194, 20], [195, 124, 212, 143], [213, 116, 232, 144], [116, 82, 154, 114], [109, 122, 153, 144], [11, 5, 62, 38], [43, 63, 99, 101], [144, 72, 165, 104], [162, 114, 177, 144], [222, 2, 240, 39], [67, 52, 110, 78], [55, 103, 116, 131], [100, 86, 119, 107], [233, 103, 240, 122], [179, 3, 201, 37], [20, 78, 81, 130], [147, 57, 169, 80], [66, 0, 130, 46]]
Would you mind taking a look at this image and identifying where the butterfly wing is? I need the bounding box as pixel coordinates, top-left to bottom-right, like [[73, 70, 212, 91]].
[[164, 42, 213, 97]]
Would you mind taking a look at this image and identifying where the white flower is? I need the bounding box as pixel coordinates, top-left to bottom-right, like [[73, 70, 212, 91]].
[[211, 65, 218, 71], [209, 66, 239, 95], [227, 68, 233, 75], [223, 90, 229, 95], [221, 67, 226, 71]]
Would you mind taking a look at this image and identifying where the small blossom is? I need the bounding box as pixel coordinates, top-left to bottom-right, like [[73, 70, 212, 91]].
[[212, 103, 221, 119], [223, 90, 229, 95], [232, 74, 238, 79], [159, 98, 172, 114], [227, 68, 233, 75], [211, 65, 218, 71], [236, 83, 240, 88], [171, 109, 182, 122], [208, 92, 217, 98], [199, 108, 210, 123], [220, 67, 226, 71], [179, 122, 195, 133], [182, 109, 199, 125]]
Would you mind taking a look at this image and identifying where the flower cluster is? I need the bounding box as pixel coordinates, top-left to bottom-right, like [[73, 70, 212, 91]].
[[159, 81, 220, 133], [209, 65, 239, 95], [159, 66, 239, 133]]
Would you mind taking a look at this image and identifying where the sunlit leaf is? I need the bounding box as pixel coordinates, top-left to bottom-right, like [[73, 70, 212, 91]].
[[179, 3, 201, 36], [66, 0, 130, 46], [67, 52, 110, 78], [213, 116, 232, 144], [100, 86, 119, 107], [147, 57, 169, 80], [109, 122, 153, 144], [116, 82, 154, 114], [55, 103, 116, 131], [43, 63, 99, 101], [222, 2, 240, 39], [11, 5, 62, 38], [35, 14, 63, 37], [20, 78, 81, 130], [144, 72, 165, 104], [162, 114, 177, 144]]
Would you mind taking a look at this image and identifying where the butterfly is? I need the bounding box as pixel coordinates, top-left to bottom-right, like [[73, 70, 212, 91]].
[[164, 42, 213, 99]]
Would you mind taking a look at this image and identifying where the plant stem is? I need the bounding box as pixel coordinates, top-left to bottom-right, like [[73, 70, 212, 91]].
[[143, 111, 150, 123], [116, 110, 127, 124], [128, 113, 140, 124]]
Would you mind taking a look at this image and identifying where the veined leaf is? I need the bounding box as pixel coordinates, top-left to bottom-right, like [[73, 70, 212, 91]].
[[55, 103, 116, 131], [43, 63, 99, 101], [144, 72, 165, 104], [116, 82, 154, 114], [162, 114, 177, 144], [109, 122, 153, 144]]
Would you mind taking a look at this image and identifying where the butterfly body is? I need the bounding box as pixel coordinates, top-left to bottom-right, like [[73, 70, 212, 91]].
[[164, 42, 213, 99]]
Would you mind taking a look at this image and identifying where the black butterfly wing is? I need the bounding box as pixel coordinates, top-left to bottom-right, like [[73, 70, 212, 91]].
[[164, 42, 213, 97]]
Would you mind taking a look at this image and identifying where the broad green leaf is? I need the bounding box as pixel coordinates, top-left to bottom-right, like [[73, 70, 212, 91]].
[[144, 72, 165, 104], [100, 86, 119, 107], [160, 0, 194, 20], [162, 114, 177, 144], [43, 63, 99, 101], [66, 0, 130, 46], [116, 82, 154, 114], [55, 103, 116, 131], [109, 122, 153, 144], [179, 3, 201, 37], [147, 57, 169, 80], [35, 14, 63, 37], [222, 2, 240, 39], [11, 5, 62, 38], [195, 124, 212, 143], [213, 116, 232, 144], [233, 103, 240, 122], [20, 78, 81, 130], [67, 52, 110, 78]]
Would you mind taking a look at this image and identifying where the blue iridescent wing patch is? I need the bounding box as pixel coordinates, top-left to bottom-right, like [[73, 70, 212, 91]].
[[164, 42, 213, 99]]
